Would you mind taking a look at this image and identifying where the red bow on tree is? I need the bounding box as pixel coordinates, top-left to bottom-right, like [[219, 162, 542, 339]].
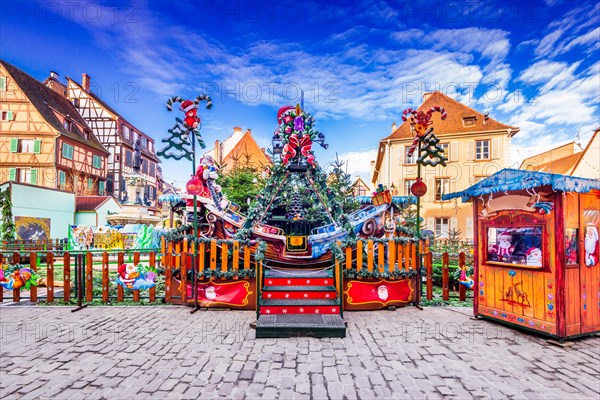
[[282, 134, 315, 165]]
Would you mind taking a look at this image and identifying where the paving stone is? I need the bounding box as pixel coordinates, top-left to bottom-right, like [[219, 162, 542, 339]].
[[0, 307, 598, 400]]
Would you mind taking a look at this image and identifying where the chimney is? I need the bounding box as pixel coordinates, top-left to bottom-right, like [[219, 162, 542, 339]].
[[45, 71, 67, 96], [246, 128, 252, 135], [82, 73, 91, 92], [391, 122, 397, 133]]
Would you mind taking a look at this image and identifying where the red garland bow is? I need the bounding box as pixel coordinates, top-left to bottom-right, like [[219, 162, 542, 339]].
[[282, 134, 315, 165]]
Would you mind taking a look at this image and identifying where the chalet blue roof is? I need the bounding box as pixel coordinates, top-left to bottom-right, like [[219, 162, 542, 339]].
[[443, 168, 600, 202], [354, 195, 416, 206]]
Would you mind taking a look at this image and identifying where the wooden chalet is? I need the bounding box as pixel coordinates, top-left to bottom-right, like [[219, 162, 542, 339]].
[[65, 74, 161, 207], [0, 60, 109, 194]]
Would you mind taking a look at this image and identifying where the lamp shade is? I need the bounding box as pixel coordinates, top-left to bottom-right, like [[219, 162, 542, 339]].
[[186, 175, 204, 196], [411, 178, 427, 197]]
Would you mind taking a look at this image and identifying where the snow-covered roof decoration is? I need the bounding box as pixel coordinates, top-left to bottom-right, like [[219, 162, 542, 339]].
[[443, 168, 600, 203], [354, 195, 417, 206]]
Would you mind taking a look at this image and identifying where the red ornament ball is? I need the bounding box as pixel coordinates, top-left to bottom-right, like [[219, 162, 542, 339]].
[[411, 178, 427, 197], [186, 175, 204, 196]]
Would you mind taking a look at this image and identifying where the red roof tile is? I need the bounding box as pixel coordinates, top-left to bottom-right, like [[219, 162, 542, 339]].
[[76, 196, 112, 211]]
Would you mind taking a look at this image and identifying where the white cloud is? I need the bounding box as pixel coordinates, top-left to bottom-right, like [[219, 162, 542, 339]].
[[329, 148, 378, 185]]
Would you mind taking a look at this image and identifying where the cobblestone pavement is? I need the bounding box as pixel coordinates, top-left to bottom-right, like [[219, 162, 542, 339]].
[[0, 306, 598, 399]]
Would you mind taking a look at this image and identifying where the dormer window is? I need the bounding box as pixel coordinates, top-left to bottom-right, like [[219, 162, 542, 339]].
[[141, 136, 148, 148], [462, 116, 476, 127], [63, 119, 72, 131]]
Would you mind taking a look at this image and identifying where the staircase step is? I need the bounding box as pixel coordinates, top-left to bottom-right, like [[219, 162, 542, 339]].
[[264, 268, 333, 278], [260, 305, 341, 315], [264, 278, 334, 287], [261, 298, 339, 307], [264, 285, 336, 292], [262, 289, 337, 300], [256, 314, 346, 338]]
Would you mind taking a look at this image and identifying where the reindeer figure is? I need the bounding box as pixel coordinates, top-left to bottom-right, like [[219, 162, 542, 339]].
[[513, 282, 531, 307], [501, 286, 514, 301]]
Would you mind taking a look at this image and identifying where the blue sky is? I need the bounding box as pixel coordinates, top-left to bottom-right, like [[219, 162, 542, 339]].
[[1, 0, 598, 187]]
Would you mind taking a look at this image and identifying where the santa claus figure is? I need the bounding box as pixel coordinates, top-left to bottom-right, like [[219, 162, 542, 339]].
[[118, 263, 139, 289], [585, 226, 598, 267], [526, 247, 542, 267], [489, 231, 515, 262]]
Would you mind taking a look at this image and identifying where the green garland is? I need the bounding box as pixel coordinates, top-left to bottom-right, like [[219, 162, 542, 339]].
[[254, 241, 267, 262], [344, 268, 418, 280]]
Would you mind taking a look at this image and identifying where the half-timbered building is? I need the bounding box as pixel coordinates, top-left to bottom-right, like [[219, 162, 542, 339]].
[[0, 60, 109, 195], [66, 74, 161, 207]]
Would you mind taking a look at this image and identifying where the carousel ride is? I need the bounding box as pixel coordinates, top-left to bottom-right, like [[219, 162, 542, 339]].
[[180, 104, 408, 267]]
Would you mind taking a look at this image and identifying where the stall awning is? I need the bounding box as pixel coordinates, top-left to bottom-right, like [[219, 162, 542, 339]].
[[158, 194, 183, 204], [442, 168, 600, 203], [354, 195, 417, 206]]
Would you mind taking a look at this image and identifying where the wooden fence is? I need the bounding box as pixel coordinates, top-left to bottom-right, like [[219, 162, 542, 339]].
[[0, 250, 159, 304], [0, 240, 472, 306], [423, 251, 472, 302]]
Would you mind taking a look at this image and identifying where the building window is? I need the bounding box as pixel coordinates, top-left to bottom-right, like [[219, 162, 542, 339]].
[[88, 178, 94, 190], [62, 143, 74, 160], [14, 168, 36, 184], [435, 218, 450, 238], [404, 179, 416, 196], [440, 143, 449, 156], [92, 155, 102, 169], [72, 98, 80, 107], [63, 119, 72, 131], [99, 181, 105, 195], [149, 162, 155, 177], [476, 140, 490, 160], [122, 125, 130, 140], [463, 116, 476, 126], [435, 178, 450, 201], [1, 110, 14, 121], [141, 137, 148, 148], [59, 171, 67, 189], [0, 76, 6, 92], [404, 146, 417, 164], [125, 150, 132, 166], [10, 138, 41, 153]]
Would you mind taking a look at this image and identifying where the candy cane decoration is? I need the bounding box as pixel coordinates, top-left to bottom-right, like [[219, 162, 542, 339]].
[[403, 105, 448, 157], [195, 94, 213, 110], [166, 96, 185, 111]]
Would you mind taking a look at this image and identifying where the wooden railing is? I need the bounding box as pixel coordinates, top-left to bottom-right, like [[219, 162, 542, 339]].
[[422, 251, 472, 302]]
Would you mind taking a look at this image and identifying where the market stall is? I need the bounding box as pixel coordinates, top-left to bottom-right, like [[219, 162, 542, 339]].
[[444, 169, 600, 339]]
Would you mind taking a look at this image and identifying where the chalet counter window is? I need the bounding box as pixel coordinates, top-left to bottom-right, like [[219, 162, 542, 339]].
[[487, 227, 544, 268]]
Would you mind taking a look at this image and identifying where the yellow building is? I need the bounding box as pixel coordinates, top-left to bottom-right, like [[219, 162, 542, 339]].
[[371, 91, 519, 240], [0, 60, 109, 194]]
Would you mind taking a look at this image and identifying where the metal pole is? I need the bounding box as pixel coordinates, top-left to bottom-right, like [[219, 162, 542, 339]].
[[416, 140, 422, 307], [190, 130, 200, 314]]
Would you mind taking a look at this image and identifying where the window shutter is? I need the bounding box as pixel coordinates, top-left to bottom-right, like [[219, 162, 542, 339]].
[[8, 168, 16, 181], [427, 178, 435, 202], [450, 179, 458, 194], [99, 181, 105, 195], [30, 168, 38, 184], [450, 217, 458, 231], [466, 141, 474, 161], [7, 111, 14, 121], [450, 142, 458, 162], [59, 171, 66, 186], [466, 217, 474, 240], [33, 139, 41, 154], [0, 77, 6, 91], [426, 217, 435, 232], [492, 138, 500, 159], [10, 138, 18, 152], [398, 147, 405, 165]]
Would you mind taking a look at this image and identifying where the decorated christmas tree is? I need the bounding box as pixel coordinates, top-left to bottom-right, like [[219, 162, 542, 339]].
[[0, 187, 16, 241]]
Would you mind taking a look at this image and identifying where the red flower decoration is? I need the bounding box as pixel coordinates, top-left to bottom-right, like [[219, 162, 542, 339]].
[[507, 314, 517, 322]]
